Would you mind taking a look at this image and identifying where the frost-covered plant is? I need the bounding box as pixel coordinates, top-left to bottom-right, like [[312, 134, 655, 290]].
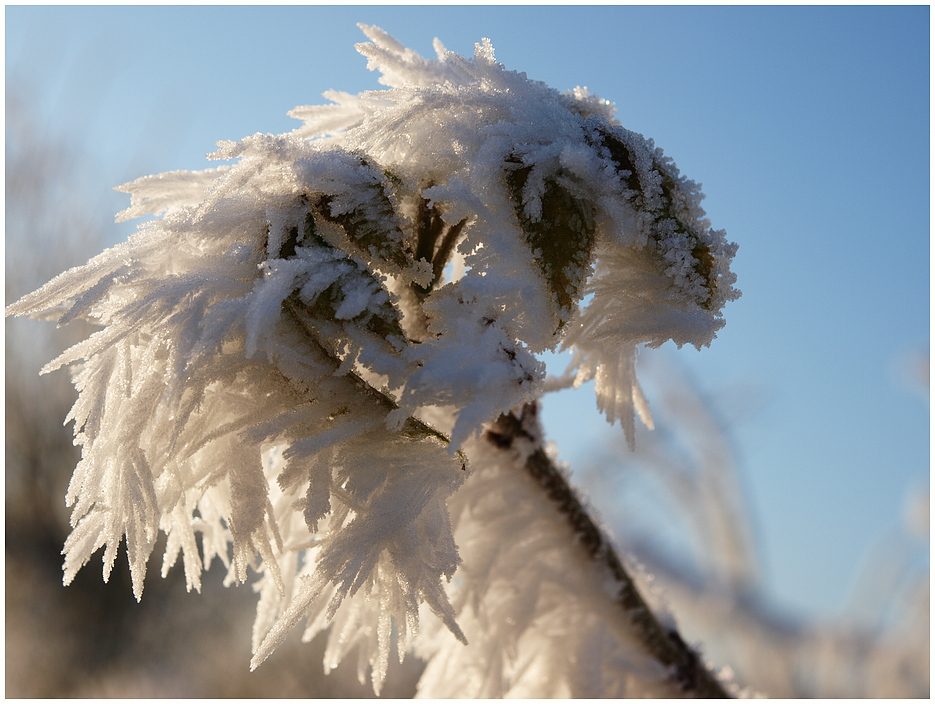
[[7, 25, 738, 697]]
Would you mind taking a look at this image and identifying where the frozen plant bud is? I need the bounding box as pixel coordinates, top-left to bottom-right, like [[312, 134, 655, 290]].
[[7, 24, 737, 695]]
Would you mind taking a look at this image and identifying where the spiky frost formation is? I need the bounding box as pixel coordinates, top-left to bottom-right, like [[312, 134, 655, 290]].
[[412, 429, 675, 697], [6, 24, 738, 694], [293, 24, 739, 444]]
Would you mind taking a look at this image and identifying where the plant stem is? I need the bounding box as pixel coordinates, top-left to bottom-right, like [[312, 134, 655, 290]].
[[485, 402, 731, 698], [282, 296, 455, 449]]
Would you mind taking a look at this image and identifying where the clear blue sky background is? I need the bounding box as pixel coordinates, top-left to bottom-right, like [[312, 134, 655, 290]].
[[7, 5, 929, 623]]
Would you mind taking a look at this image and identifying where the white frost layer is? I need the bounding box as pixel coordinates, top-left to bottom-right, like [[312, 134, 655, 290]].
[[5, 23, 738, 695]]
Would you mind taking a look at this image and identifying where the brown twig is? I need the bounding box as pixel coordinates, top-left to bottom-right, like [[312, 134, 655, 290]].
[[485, 402, 731, 698]]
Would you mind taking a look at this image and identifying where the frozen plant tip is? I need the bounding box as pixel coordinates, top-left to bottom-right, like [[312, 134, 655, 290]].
[[7, 24, 738, 697]]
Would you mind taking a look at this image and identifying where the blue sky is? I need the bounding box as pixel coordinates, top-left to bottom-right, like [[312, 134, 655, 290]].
[[7, 5, 929, 623]]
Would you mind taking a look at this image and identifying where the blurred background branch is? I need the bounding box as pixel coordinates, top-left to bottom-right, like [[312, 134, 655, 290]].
[[565, 347, 929, 698]]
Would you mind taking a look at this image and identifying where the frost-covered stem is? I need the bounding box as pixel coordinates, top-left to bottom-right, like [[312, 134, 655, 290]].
[[485, 403, 730, 698], [282, 298, 451, 446]]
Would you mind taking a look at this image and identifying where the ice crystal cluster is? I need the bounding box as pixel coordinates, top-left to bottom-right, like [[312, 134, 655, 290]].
[[7, 26, 738, 696]]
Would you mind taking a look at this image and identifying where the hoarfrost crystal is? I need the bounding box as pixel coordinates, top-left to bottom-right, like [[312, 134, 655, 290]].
[[6, 24, 738, 696]]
